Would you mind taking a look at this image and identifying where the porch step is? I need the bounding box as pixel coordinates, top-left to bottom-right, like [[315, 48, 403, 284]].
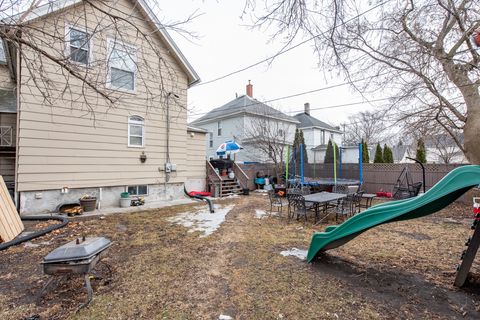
[[220, 179, 242, 197]]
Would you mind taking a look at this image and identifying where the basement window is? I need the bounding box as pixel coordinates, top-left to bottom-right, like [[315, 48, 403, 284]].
[[127, 185, 148, 196]]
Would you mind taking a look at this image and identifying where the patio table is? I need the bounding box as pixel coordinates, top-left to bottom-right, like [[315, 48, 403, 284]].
[[303, 192, 347, 223], [360, 193, 376, 209]]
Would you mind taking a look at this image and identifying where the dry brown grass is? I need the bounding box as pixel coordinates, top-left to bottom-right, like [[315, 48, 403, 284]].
[[0, 194, 479, 319]]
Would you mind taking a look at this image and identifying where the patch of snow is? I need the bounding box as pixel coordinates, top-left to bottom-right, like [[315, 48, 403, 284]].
[[24, 241, 51, 248], [218, 315, 233, 320], [280, 248, 308, 260], [168, 205, 235, 237], [23, 242, 39, 248], [255, 209, 267, 219], [254, 189, 268, 193]]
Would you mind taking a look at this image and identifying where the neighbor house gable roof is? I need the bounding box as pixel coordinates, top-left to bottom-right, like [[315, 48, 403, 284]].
[[5, 0, 200, 87], [190, 95, 298, 125], [293, 112, 342, 133]]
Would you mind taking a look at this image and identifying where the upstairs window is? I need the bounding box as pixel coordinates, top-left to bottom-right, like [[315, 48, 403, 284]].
[[209, 132, 213, 148], [128, 116, 144, 147], [217, 121, 222, 136], [0, 40, 7, 64], [107, 40, 137, 91], [65, 26, 90, 64]]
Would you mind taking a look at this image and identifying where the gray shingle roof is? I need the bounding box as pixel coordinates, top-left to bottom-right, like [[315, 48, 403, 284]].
[[293, 112, 341, 132], [190, 95, 298, 125]]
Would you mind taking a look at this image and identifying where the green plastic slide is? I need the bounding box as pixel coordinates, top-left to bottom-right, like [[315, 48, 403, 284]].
[[307, 165, 480, 262]]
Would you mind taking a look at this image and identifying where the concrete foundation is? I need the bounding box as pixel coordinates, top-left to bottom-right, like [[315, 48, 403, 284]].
[[19, 182, 188, 215], [184, 178, 206, 193]]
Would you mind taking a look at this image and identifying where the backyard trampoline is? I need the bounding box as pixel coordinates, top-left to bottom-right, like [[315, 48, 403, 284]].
[[288, 177, 360, 187]]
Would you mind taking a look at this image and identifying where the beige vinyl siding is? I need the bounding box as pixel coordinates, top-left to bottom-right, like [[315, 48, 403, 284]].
[[186, 132, 206, 179], [16, 0, 192, 192]]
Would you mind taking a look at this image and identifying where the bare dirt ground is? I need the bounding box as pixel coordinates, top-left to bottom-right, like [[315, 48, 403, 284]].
[[1, 193, 479, 319]]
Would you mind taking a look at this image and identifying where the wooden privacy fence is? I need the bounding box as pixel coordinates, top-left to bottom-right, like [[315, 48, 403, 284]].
[[0, 175, 23, 242], [362, 163, 464, 194], [239, 162, 469, 197]]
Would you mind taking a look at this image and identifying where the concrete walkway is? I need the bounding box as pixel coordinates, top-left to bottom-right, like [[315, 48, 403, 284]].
[[25, 197, 201, 219]]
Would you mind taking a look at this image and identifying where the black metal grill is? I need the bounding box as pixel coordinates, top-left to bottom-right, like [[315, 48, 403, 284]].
[[40, 237, 112, 309]]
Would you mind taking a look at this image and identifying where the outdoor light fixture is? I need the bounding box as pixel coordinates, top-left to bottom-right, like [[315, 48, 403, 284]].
[[140, 151, 147, 163]]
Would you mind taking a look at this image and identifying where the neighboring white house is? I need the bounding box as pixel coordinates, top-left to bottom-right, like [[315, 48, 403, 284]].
[[294, 103, 343, 163], [190, 82, 299, 163], [396, 134, 468, 164]]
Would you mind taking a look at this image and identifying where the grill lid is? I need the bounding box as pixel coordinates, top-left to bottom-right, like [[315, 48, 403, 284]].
[[43, 237, 112, 263]]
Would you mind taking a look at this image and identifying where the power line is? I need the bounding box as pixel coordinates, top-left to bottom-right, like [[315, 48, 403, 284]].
[[188, 70, 400, 119], [195, 0, 392, 87]]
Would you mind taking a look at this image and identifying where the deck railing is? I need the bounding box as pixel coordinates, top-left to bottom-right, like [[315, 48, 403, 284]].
[[206, 160, 222, 196], [233, 161, 250, 190]]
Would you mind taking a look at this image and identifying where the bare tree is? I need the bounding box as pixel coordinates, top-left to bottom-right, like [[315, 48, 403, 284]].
[[0, 0, 199, 118], [428, 133, 465, 164], [246, 0, 480, 164], [242, 106, 294, 181], [343, 110, 387, 145]]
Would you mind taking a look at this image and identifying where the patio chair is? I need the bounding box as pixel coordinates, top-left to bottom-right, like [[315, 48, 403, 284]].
[[290, 194, 309, 222], [333, 184, 349, 194], [353, 191, 364, 214], [300, 186, 311, 195], [334, 193, 356, 221], [268, 190, 284, 214], [286, 193, 298, 219]]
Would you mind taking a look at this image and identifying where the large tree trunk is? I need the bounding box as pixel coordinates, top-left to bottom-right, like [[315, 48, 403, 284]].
[[464, 96, 480, 165]]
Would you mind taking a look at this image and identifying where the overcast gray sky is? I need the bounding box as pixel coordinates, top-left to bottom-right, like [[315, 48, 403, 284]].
[[158, 0, 380, 125]]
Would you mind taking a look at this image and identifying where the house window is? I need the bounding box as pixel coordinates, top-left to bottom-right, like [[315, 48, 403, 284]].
[[217, 121, 222, 136], [279, 129, 284, 137], [0, 40, 7, 64], [65, 26, 90, 64], [330, 133, 334, 140], [127, 185, 148, 196], [128, 116, 144, 147], [107, 40, 137, 91], [0, 126, 12, 146], [321, 130, 325, 145], [209, 132, 213, 148]]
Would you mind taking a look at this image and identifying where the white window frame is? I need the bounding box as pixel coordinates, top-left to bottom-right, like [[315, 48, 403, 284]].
[[128, 115, 145, 148], [0, 40, 7, 65], [64, 23, 92, 65], [217, 121, 222, 136], [106, 38, 137, 93], [126, 185, 148, 196], [0, 126, 13, 146]]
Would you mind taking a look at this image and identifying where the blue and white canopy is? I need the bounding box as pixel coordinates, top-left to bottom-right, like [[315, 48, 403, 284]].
[[216, 140, 243, 156]]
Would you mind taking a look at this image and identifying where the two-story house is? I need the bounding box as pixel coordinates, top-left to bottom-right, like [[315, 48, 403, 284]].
[[294, 103, 343, 163], [0, 0, 206, 214], [190, 82, 299, 163]]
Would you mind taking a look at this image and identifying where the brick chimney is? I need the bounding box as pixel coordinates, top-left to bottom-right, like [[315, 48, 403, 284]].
[[246, 80, 253, 97], [304, 102, 310, 115]]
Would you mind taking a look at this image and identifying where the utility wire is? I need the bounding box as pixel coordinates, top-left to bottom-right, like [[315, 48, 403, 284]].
[[195, 0, 393, 87]]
